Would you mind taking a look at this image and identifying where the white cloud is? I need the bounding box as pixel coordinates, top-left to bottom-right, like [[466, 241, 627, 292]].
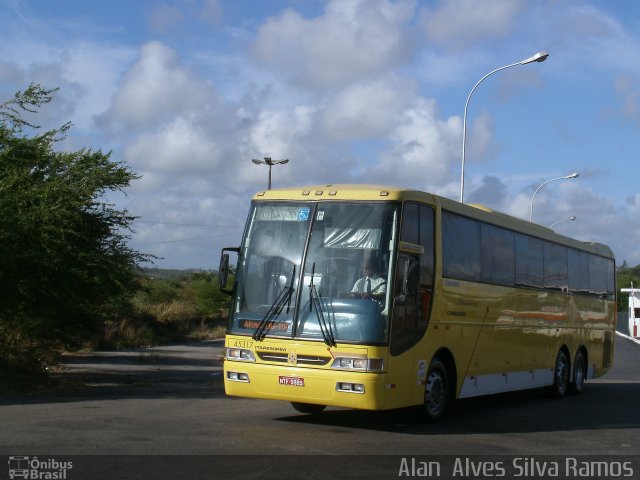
[[252, 0, 416, 89], [101, 41, 218, 129], [0, 40, 135, 133], [248, 105, 315, 159], [421, 0, 526, 50], [321, 76, 416, 141], [239, 105, 317, 187], [124, 117, 221, 175], [366, 98, 462, 191]]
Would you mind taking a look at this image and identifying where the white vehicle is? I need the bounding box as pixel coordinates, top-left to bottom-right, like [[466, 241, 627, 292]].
[[620, 285, 640, 338]]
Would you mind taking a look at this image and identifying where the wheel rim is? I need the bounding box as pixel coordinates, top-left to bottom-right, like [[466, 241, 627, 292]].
[[425, 369, 446, 416], [556, 353, 569, 395]]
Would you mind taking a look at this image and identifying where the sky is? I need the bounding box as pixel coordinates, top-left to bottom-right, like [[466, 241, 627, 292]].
[[2, 0, 640, 270]]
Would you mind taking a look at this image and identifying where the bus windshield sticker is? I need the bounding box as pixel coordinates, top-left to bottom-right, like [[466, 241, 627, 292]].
[[297, 208, 310, 221], [317, 210, 325, 221]]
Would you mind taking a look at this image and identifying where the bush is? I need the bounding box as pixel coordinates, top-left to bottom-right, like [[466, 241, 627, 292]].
[[0, 84, 151, 379], [99, 270, 230, 349]]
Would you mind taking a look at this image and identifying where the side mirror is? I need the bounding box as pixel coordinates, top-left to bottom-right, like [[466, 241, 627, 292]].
[[219, 247, 240, 296]]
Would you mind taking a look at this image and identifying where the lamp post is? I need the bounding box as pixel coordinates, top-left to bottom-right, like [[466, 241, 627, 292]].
[[549, 216, 576, 229], [251, 157, 289, 190], [529, 172, 579, 222], [460, 51, 549, 204]]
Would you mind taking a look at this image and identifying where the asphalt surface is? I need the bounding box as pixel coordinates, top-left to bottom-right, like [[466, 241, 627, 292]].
[[1, 336, 639, 478]]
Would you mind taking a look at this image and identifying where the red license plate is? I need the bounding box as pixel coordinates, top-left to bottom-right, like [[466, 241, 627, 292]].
[[278, 376, 305, 387]]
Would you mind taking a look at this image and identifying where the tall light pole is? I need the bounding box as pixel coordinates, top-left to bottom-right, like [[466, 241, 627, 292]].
[[529, 172, 579, 222], [460, 51, 549, 204], [549, 215, 576, 229], [251, 157, 289, 190]]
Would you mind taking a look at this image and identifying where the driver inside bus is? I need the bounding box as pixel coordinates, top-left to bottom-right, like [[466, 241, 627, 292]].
[[351, 259, 386, 300]]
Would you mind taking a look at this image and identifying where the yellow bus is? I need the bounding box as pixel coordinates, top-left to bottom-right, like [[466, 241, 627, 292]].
[[219, 185, 615, 420]]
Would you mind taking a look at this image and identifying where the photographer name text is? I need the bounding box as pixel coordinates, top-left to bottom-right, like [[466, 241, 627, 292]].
[[398, 457, 634, 478]]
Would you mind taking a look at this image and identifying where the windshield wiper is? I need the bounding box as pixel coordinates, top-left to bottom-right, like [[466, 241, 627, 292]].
[[308, 263, 336, 347], [253, 265, 296, 341]]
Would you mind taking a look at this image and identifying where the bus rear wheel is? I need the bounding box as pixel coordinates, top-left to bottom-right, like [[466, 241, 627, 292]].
[[569, 350, 586, 394], [549, 350, 570, 398], [422, 358, 449, 421], [291, 402, 326, 414]]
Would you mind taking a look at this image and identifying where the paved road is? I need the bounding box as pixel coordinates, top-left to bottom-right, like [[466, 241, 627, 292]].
[[1, 336, 639, 478]]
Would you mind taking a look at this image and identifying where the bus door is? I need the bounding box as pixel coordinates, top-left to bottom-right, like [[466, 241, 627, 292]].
[[387, 203, 435, 407]]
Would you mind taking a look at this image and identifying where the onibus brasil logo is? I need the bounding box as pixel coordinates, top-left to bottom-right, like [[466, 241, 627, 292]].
[[8, 456, 73, 479]]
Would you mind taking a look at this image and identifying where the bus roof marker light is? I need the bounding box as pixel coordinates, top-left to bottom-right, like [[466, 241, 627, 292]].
[[315, 190, 323, 196], [380, 191, 389, 196], [302, 190, 310, 196], [257, 191, 265, 196], [329, 190, 337, 196]]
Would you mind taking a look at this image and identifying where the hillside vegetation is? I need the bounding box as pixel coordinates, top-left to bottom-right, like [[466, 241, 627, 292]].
[[97, 270, 229, 349]]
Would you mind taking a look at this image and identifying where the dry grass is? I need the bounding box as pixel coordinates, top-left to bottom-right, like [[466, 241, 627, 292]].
[[88, 273, 229, 349]]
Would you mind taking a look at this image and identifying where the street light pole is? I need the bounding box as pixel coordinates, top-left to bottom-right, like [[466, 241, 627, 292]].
[[460, 51, 549, 204], [251, 157, 289, 190], [529, 172, 579, 222], [549, 216, 576, 229]]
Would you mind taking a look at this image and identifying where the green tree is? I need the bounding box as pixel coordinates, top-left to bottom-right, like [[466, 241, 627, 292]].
[[0, 84, 149, 376]]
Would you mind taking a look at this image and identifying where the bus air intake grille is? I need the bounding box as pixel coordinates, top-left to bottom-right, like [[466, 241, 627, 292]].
[[256, 352, 331, 366]]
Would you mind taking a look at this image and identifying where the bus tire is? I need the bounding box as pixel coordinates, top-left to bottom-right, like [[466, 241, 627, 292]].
[[548, 349, 570, 398], [422, 358, 449, 421], [569, 350, 586, 394], [291, 402, 326, 414]]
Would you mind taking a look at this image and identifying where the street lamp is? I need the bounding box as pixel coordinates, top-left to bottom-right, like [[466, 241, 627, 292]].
[[251, 156, 289, 190], [460, 51, 549, 204], [529, 172, 579, 222], [549, 216, 576, 229]]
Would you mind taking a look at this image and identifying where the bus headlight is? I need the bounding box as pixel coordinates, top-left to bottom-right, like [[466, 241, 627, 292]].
[[225, 348, 255, 362], [227, 371, 250, 383], [337, 382, 365, 393], [331, 357, 384, 372]]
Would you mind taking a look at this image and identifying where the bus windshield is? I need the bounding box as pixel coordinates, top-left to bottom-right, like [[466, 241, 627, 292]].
[[229, 202, 397, 345]]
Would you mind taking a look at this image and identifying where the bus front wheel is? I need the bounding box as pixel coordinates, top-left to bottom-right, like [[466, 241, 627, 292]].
[[291, 402, 326, 414], [549, 350, 570, 398], [422, 358, 449, 421]]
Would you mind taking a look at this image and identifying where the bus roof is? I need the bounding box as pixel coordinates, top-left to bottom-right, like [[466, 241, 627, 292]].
[[251, 184, 426, 202], [252, 184, 614, 259]]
